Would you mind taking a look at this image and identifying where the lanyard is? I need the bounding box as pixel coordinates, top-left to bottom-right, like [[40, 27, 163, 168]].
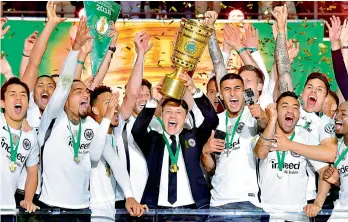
[[225, 108, 244, 149], [276, 132, 295, 172], [68, 119, 82, 163], [7, 125, 22, 172], [334, 139, 348, 167], [157, 117, 181, 172]]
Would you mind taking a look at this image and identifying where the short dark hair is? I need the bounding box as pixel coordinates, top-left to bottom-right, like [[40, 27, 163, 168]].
[[90, 85, 112, 106], [1, 77, 30, 102], [328, 90, 339, 107], [238, 65, 264, 84], [304, 72, 330, 95], [276, 91, 299, 104], [220, 73, 244, 88], [36, 75, 56, 87], [206, 76, 217, 91], [125, 78, 152, 90], [162, 98, 189, 114], [51, 74, 59, 78]]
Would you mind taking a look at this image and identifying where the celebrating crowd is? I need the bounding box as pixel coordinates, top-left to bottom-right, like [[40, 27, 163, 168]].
[[1, 2, 348, 222]]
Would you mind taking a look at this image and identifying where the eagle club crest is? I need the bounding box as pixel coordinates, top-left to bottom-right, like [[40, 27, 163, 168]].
[[84, 129, 94, 140], [22, 139, 31, 150], [188, 138, 196, 147], [236, 122, 245, 133], [290, 151, 301, 158], [324, 123, 335, 134]]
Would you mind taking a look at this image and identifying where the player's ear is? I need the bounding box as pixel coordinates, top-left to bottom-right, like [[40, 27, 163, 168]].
[[257, 83, 263, 92], [91, 106, 99, 116]]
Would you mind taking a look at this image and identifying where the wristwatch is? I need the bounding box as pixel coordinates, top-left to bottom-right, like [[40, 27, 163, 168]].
[[108, 46, 116, 53], [192, 88, 201, 96]]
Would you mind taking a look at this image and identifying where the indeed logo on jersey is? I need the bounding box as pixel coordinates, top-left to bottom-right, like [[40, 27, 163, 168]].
[[270, 159, 301, 174], [338, 165, 348, 177], [67, 136, 91, 154], [1, 137, 28, 165]]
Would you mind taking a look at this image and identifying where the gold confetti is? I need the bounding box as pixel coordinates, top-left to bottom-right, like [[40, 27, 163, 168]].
[[220, 3, 227, 9], [137, 4, 141, 8], [329, 5, 336, 9], [168, 20, 174, 25], [169, 6, 177, 12], [53, 69, 58, 72], [318, 43, 327, 49]]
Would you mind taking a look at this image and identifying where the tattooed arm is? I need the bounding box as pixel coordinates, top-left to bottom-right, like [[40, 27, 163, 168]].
[[275, 32, 293, 93], [208, 31, 227, 93], [272, 4, 293, 94]]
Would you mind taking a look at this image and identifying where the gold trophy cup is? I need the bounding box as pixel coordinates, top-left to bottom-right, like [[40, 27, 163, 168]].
[[162, 18, 214, 99]]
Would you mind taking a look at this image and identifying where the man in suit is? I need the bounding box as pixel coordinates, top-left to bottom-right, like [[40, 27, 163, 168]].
[[132, 73, 218, 209]]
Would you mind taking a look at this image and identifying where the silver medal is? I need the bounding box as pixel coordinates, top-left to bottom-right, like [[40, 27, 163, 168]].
[[277, 171, 284, 179]]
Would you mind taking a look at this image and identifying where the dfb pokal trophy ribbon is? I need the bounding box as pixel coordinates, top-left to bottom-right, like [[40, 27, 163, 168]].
[[162, 19, 214, 99], [84, 1, 120, 77]]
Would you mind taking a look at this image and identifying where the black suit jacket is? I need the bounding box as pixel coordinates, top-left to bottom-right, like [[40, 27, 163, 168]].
[[132, 94, 218, 209]]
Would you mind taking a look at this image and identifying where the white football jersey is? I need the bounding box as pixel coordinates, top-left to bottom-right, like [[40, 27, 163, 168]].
[[210, 107, 260, 207], [334, 138, 348, 208], [252, 126, 328, 212], [17, 93, 41, 194], [297, 106, 336, 200], [0, 113, 39, 209]]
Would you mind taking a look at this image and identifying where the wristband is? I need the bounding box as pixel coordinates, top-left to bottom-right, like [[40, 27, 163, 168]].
[[151, 97, 160, 105], [248, 47, 258, 53], [77, 60, 86, 70], [22, 53, 30, 57], [259, 133, 276, 142], [191, 88, 201, 96], [343, 46, 348, 49], [237, 47, 247, 54]]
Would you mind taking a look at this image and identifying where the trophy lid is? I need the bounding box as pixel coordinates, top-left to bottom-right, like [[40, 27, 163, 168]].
[[180, 18, 215, 36]]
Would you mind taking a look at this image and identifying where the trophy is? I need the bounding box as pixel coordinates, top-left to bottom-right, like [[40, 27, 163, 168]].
[[162, 18, 214, 99]]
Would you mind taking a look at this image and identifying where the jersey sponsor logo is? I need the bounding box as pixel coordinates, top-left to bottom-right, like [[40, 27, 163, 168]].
[[68, 136, 91, 154], [236, 122, 245, 134], [1, 137, 27, 163], [84, 129, 94, 140], [290, 151, 301, 158], [22, 139, 31, 150], [230, 138, 240, 150], [324, 123, 335, 134], [270, 159, 300, 170], [338, 165, 348, 175]]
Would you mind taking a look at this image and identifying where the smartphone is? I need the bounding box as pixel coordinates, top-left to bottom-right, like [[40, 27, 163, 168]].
[[244, 88, 255, 106], [214, 130, 226, 155]]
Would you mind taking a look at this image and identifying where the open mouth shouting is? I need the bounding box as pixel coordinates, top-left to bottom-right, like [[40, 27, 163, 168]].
[[284, 115, 294, 127], [335, 120, 343, 133], [168, 120, 178, 129], [307, 95, 317, 107], [229, 98, 239, 107], [14, 103, 22, 114], [79, 100, 89, 113], [40, 93, 50, 105], [139, 103, 146, 109]]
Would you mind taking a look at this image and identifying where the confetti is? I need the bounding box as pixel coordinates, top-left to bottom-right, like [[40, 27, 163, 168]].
[[8, 32, 15, 39], [66, 48, 70, 51], [126, 46, 131, 50], [168, 20, 174, 25], [117, 86, 123, 89], [158, 60, 164, 65], [220, 3, 227, 9], [169, 6, 177, 12], [161, 32, 164, 35], [137, 4, 141, 8], [155, 36, 160, 40], [53, 69, 58, 72]]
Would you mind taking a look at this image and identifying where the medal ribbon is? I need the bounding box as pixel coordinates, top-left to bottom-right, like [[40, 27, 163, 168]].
[[68, 120, 82, 159], [334, 140, 348, 167], [157, 117, 181, 166], [7, 125, 22, 163], [225, 108, 244, 149], [276, 132, 295, 172]]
